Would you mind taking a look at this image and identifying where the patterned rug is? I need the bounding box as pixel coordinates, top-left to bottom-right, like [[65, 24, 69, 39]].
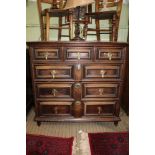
[[88, 132, 129, 155], [26, 134, 74, 155]]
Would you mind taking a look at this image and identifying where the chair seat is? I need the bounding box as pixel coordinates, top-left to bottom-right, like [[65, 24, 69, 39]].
[[42, 8, 70, 17], [85, 11, 117, 20]]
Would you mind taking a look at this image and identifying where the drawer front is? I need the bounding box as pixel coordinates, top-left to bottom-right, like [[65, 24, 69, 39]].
[[83, 64, 122, 80], [33, 48, 61, 61], [38, 101, 72, 116], [34, 65, 74, 80], [65, 47, 93, 61], [83, 83, 119, 98], [36, 83, 73, 98], [84, 101, 116, 116], [96, 47, 124, 61]]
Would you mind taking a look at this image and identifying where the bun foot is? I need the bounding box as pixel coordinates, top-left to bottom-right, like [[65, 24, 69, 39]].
[[37, 121, 41, 126], [114, 121, 118, 126]]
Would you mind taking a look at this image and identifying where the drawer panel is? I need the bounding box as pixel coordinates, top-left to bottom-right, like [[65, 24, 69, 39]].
[[36, 83, 73, 98], [34, 65, 73, 80], [83, 64, 121, 80], [96, 47, 124, 61], [33, 48, 61, 61], [38, 101, 72, 116], [65, 47, 93, 61], [83, 83, 119, 98], [84, 101, 116, 116]]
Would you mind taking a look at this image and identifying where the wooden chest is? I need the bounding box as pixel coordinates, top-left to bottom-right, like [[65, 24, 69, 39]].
[[27, 41, 128, 126]]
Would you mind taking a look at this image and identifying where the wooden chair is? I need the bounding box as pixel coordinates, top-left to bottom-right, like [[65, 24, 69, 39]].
[[83, 0, 123, 41], [37, 0, 72, 41]]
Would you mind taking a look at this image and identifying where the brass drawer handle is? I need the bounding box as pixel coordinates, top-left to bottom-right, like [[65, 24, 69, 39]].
[[97, 106, 102, 114], [74, 83, 81, 88], [77, 52, 81, 60], [104, 52, 113, 60], [52, 89, 57, 96], [45, 52, 49, 60], [100, 70, 106, 78], [51, 70, 56, 79], [99, 88, 104, 95]]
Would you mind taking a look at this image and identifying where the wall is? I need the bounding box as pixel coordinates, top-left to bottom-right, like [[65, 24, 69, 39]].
[[26, 1, 129, 42]]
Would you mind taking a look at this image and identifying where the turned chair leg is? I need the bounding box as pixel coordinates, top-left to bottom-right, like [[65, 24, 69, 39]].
[[112, 14, 117, 42], [95, 19, 100, 41], [109, 19, 113, 41], [58, 17, 62, 41], [40, 15, 45, 41], [69, 14, 73, 40], [45, 12, 50, 41], [83, 23, 88, 40]]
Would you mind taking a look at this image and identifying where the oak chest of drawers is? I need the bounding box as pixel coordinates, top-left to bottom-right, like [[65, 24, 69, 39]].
[[27, 41, 128, 126]]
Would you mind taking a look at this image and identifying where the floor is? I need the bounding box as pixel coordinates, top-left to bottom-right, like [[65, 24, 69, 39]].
[[26, 107, 128, 155], [26, 107, 128, 137]]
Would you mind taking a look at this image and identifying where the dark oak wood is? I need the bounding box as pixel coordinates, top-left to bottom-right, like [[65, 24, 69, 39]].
[[37, 121, 41, 126], [27, 41, 128, 125], [121, 45, 129, 115], [26, 48, 33, 115]]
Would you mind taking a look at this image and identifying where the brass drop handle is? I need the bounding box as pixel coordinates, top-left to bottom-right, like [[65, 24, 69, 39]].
[[97, 106, 102, 114], [45, 52, 49, 60], [54, 107, 58, 114], [100, 70, 106, 78], [104, 52, 113, 60], [108, 53, 113, 60], [74, 83, 81, 88], [51, 70, 56, 79], [77, 52, 81, 60], [99, 88, 104, 96], [52, 89, 57, 96]]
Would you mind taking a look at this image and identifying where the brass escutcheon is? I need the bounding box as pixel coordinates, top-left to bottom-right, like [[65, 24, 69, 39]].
[[74, 83, 81, 88], [75, 101, 81, 105]]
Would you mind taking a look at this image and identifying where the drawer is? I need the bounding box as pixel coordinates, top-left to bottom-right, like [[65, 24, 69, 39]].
[[64, 47, 93, 61], [83, 83, 119, 98], [83, 64, 122, 80], [33, 48, 61, 61], [34, 65, 74, 80], [84, 101, 116, 116], [38, 101, 72, 116], [96, 47, 124, 61], [36, 83, 73, 98]]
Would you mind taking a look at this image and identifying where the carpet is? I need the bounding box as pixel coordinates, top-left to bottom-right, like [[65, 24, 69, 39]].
[[26, 134, 74, 155], [88, 132, 129, 155]]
